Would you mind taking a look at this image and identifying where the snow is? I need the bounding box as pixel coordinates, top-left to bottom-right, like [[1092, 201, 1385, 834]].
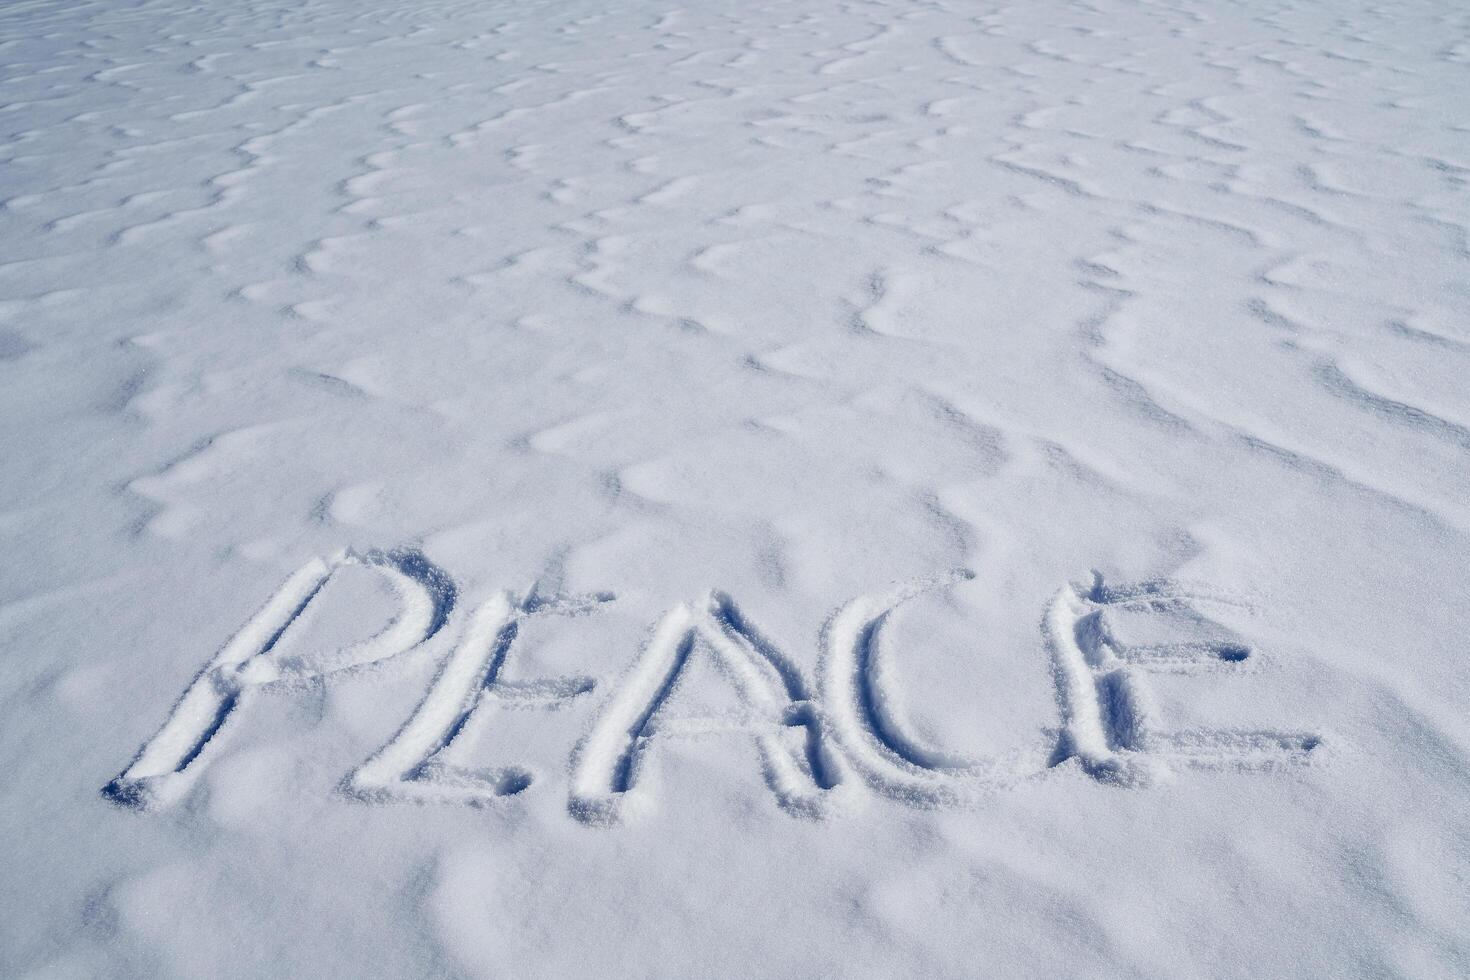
[[2, 0, 1469, 975]]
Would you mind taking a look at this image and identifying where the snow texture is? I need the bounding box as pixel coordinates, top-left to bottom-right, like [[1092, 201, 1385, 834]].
[[2, 0, 1469, 975]]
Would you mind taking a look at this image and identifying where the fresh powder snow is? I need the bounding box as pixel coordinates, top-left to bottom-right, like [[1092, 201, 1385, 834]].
[[2, 0, 1468, 976]]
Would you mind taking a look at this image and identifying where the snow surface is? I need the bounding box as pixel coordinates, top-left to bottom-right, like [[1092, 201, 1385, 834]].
[[2, 0, 1469, 975]]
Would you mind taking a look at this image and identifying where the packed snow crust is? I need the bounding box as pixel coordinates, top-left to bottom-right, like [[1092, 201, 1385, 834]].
[[2, 0, 1469, 975]]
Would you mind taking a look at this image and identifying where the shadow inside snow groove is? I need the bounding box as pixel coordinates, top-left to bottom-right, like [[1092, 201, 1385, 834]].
[[1045, 574, 1320, 786]]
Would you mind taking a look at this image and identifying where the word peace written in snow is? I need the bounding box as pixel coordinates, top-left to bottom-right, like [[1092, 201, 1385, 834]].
[[105, 548, 1320, 824]]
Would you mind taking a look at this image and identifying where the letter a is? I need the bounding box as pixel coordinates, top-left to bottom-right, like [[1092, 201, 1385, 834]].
[[569, 592, 842, 824]]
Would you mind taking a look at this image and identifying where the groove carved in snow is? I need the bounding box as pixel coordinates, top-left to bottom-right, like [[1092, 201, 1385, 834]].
[[105, 555, 1322, 822]]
